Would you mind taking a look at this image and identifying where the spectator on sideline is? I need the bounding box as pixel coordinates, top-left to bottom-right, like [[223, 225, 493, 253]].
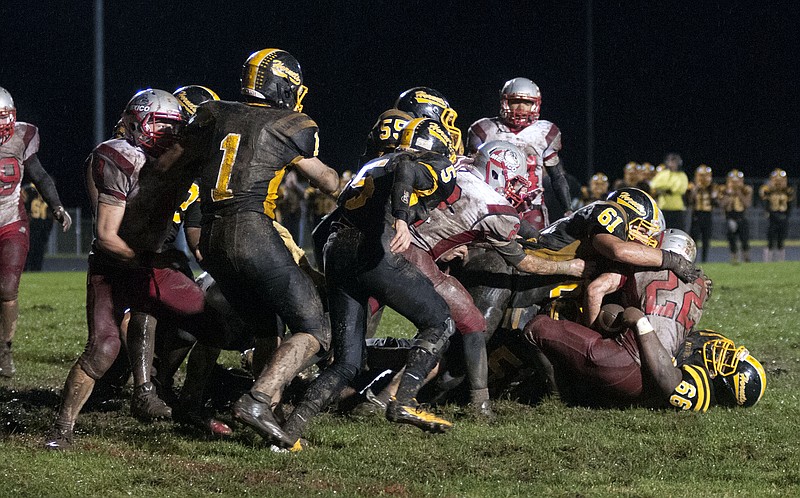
[[650, 153, 688, 231]]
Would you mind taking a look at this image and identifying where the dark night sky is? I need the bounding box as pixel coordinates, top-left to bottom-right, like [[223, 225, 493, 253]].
[[3, 1, 799, 209]]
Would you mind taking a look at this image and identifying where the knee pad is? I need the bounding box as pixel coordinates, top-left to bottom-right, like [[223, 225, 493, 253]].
[[79, 336, 122, 380], [0, 279, 19, 301], [412, 317, 455, 357]]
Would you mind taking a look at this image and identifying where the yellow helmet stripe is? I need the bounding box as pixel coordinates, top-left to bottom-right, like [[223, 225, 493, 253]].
[[684, 365, 710, 412]]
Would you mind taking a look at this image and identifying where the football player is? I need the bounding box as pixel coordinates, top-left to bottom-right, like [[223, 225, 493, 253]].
[[462, 187, 702, 341], [579, 173, 610, 207], [279, 118, 462, 448], [467, 77, 571, 230], [524, 231, 765, 411], [176, 49, 338, 448], [89, 85, 218, 409], [759, 168, 795, 262], [611, 161, 641, 191], [377, 140, 588, 418], [394, 87, 463, 155], [0, 87, 72, 378], [719, 169, 753, 263], [45, 89, 206, 450], [687, 165, 716, 262]]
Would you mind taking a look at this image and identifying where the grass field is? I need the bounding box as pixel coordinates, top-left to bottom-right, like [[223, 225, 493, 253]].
[[1, 263, 799, 497]]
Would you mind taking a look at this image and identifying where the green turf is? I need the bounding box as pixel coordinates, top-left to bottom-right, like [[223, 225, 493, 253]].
[[1, 263, 798, 497]]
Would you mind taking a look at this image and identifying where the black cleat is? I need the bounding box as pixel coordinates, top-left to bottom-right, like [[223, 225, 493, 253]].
[[232, 392, 295, 448], [44, 426, 73, 451], [386, 398, 453, 433], [131, 382, 172, 421], [0, 344, 15, 378]]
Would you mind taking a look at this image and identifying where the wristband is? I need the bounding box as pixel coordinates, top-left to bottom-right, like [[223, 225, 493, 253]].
[[636, 317, 654, 336]]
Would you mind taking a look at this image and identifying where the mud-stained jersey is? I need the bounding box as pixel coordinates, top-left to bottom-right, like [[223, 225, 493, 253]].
[[663, 330, 735, 412], [411, 166, 524, 263], [0, 122, 40, 227], [88, 138, 188, 254], [621, 270, 708, 357], [338, 149, 458, 235], [163, 180, 200, 247], [524, 200, 629, 261], [467, 117, 561, 208], [190, 101, 319, 220]]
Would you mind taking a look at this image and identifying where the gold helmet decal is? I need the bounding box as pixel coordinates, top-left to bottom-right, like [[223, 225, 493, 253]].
[[271, 59, 302, 86], [413, 90, 449, 109], [615, 190, 648, 217], [399, 118, 457, 163], [426, 122, 451, 148], [241, 48, 308, 111]]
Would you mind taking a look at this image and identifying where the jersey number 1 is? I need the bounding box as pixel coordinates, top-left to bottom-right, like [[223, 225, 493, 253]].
[[212, 133, 241, 202]]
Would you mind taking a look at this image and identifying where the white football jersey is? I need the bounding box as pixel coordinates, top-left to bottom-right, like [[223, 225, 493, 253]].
[[467, 117, 562, 210], [411, 166, 522, 260], [0, 122, 40, 227]]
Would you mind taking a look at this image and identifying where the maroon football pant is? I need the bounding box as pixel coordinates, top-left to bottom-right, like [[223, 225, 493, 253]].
[[524, 315, 643, 402], [402, 244, 486, 335], [0, 220, 29, 301], [80, 258, 204, 379]]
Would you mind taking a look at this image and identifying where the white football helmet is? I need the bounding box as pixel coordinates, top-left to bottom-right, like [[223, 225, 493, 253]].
[[0, 87, 16, 145], [473, 140, 530, 208], [120, 89, 185, 156], [657, 228, 697, 263], [500, 77, 541, 129]]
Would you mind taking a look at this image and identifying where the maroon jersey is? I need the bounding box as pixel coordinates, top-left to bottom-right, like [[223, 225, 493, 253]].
[[0, 122, 39, 227]]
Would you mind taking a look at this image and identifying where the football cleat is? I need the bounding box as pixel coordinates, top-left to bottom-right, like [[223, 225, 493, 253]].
[[350, 388, 389, 418], [0, 342, 15, 378], [130, 382, 173, 421], [386, 398, 453, 433], [467, 399, 496, 422], [232, 392, 295, 448], [173, 403, 232, 437], [44, 425, 73, 451]]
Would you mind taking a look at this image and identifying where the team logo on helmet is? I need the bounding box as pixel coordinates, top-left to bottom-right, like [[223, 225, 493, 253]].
[[412, 90, 449, 109], [271, 60, 302, 86], [615, 191, 647, 217], [425, 122, 451, 147], [490, 147, 523, 174]]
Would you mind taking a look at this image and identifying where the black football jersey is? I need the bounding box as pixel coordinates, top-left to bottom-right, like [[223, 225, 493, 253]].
[[526, 200, 630, 261], [189, 101, 319, 219], [668, 330, 728, 412], [338, 150, 458, 234], [162, 180, 200, 248]]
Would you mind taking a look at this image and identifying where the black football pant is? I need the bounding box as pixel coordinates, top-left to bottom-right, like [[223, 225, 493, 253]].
[[767, 212, 789, 250], [283, 226, 451, 439], [690, 211, 713, 262]]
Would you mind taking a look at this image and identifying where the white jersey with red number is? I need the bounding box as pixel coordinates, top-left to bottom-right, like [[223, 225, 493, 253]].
[[468, 116, 561, 195], [0, 122, 40, 227], [622, 269, 709, 357], [411, 165, 521, 260]]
